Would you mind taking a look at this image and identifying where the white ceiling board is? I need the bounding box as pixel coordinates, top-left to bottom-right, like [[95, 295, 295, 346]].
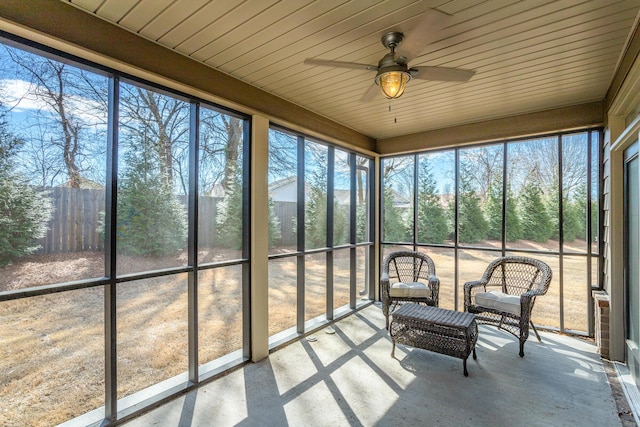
[[118, 0, 174, 31], [68, 0, 104, 13], [138, 0, 210, 41], [95, 0, 137, 22], [61, 0, 640, 140]]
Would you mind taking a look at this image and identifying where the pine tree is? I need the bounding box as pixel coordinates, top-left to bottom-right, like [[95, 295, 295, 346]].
[[268, 196, 282, 248], [416, 157, 449, 244], [485, 175, 503, 241], [562, 198, 583, 242], [458, 172, 488, 244], [519, 179, 552, 242], [545, 180, 561, 242], [305, 164, 328, 248], [383, 185, 409, 242], [505, 187, 523, 242], [216, 172, 244, 249], [117, 145, 187, 256], [570, 183, 589, 242], [356, 203, 367, 242], [332, 202, 349, 245], [0, 113, 52, 266]]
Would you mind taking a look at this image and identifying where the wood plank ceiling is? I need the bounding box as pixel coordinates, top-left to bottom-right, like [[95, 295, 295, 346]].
[[64, 0, 640, 140]]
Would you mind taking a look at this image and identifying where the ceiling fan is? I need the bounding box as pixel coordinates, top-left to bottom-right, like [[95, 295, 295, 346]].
[[304, 9, 476, 101]]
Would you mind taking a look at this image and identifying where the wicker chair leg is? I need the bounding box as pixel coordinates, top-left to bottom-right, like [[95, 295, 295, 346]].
[[498, 315, 505, 330], [530, 321, 542, 342], [463, 358, 469, 377], [519, 340, 525, 357]]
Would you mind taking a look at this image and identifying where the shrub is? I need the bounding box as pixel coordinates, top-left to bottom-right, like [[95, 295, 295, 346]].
[[0, 120, 52, 266], [0, 175, 52, 266], [519, 180, 553, 242], [116, 150, 187, 256], [416, 158, 449, 244]]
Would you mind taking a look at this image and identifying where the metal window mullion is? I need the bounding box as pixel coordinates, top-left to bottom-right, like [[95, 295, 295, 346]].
[[586, 131, 594, 335], [413, 153, 419, 250], [242, 117, 251, 359], [104, 75, 119, 422], [454, 149, 460, 311], [297, 136, 305, 334], [501, 143, 507, 256], [368, 158, 375, 300], [378, 159, 385, 299], [187, 102, 199, 384], [327, 147, 335, 320], [349, 154, 357, 308], [558, 135, 565, 333]]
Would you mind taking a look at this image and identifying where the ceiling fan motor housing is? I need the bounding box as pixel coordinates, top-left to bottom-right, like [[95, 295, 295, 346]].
[[375, 32, 412, 98]]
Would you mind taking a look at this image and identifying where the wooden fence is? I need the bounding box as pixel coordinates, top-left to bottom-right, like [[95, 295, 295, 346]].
[[38, 187, 105, 254], [35, 188, 297, 254]]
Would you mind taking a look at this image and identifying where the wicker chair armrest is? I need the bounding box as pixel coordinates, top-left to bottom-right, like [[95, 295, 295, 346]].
[[380, 274, 391, 303], [464, 280, 485, 310], [464, 280, 486, 293], [428, 275, 440, 306], [521, 287, 545, 299], [428, 275, 440, 289]]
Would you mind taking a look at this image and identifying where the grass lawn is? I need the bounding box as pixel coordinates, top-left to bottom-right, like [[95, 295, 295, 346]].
[[0, 242, 595, 426]]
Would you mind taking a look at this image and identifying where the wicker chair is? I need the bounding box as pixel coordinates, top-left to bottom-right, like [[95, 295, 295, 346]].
[[464, 256, 552, 357], [381, 251, 440, 329]]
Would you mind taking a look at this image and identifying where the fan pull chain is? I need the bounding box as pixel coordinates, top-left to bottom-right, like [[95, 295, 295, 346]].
[[389, 99, 397, 123]]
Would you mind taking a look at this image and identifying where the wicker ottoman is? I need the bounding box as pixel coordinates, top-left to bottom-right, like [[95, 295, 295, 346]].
[[389, 303, 478, 376]]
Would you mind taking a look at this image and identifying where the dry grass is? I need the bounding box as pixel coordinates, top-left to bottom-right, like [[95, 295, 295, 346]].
[[0, 242, 595, 426]]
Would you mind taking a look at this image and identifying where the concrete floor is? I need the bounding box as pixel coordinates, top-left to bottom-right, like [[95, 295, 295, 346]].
[[123, 304, 623, 427]]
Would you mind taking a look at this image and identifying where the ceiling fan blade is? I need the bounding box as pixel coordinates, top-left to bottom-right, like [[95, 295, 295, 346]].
[[396, 9, 453, 60], [304, 59, 377, 72], [361, 83, 380, 102], [410, 66, 476, 82]]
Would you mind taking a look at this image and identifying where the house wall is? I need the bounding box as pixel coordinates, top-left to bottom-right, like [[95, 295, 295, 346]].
[[604, 14, 640, 361]]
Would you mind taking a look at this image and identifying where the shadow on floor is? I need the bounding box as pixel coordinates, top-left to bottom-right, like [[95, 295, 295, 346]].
[[123, 304, 623, 427]]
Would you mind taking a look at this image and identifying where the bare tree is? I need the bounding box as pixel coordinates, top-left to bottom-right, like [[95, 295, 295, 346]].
[[119, 85, 189, 190], [199, 109, 244, 195], [460, 145, 503, 201], [4, 46, 108, 187]]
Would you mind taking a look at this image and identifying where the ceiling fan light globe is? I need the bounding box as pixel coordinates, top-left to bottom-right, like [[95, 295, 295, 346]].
[[376, 70, 410, 99]]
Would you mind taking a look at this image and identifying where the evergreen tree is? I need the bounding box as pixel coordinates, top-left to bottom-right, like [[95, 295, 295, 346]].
[[0, 113, 52, 266], [519, 178, 553, 242], [356, 203, 367, 242], [268, 196, 282, 248], [117, 144, 187, 256], [570, 183, 589, 242], [216, 172, 244, 249], [545, 179, 561, 242], [485, 175, 503, 241], [332, 202, 349, 245], [305, 164, 328, 248], [562, 198, 583, 242], [505, 187, 523, 242], [383, 185, 409, 242], [416, 157, 449, 244], [458, 172, 488, 244]]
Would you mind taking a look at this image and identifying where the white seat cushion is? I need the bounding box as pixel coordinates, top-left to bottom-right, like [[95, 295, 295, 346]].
[[474, 290, 521, 316], [389, 282, 431, 298]]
